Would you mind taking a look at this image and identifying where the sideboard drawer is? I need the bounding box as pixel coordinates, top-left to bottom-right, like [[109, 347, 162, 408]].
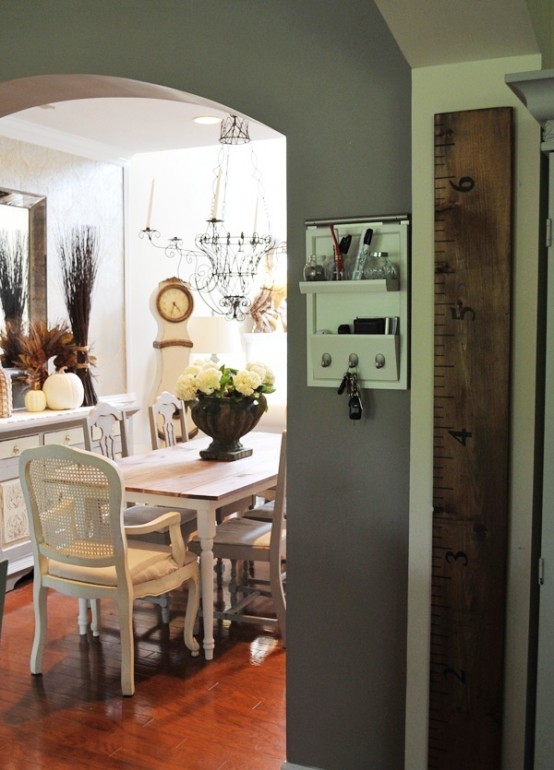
[[0, 435, 40, 460], [44, 427, 84, 447]]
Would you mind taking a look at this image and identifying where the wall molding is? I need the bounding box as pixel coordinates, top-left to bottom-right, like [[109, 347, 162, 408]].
[[506, 69, 554, 152], [506, 68, 554, 124], [0, 115, 129, 164]]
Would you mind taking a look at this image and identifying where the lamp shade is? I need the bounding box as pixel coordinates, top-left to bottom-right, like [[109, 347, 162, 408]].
[[188, 315, 241, 359]]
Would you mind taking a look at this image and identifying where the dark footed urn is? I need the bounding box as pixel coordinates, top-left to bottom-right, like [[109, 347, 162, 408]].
[[190, 394, 266, 461]]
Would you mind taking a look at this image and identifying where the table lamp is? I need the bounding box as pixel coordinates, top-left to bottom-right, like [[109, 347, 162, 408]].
[[188, 315, 241, 364]]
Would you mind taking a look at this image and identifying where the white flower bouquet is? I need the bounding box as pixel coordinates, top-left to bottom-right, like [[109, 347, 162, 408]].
[[176, 359, 275, 406]]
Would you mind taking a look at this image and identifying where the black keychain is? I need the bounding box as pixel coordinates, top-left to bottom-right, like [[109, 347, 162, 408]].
[[338, 369, 363, 420], [348, 373, 363, 420]]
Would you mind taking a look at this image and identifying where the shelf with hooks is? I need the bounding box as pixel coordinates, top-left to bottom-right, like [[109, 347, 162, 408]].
[[300, 215, 409, 390]]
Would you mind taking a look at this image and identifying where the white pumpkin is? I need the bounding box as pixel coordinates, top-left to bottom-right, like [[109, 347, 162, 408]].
[[43, 368, 84, 410], [24, 388, 47, 412]]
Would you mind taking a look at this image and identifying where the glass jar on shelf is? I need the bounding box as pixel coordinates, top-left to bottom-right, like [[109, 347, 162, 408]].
[[363, 252, 398, 280], [303, 255, 317, 281], [303, 255, 326, 281]]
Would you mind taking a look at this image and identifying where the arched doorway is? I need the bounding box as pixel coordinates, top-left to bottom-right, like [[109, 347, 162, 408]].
[[0, 74, 233, 119], [0, 74, 287, 448], [0, 75, 288, 762]]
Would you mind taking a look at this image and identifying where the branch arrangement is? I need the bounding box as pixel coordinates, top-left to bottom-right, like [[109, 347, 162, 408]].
[[58, 225, 100, 406]]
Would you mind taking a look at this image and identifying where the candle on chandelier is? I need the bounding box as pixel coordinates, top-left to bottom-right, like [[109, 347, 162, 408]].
[[253, 197, 259, 234], [212, 170, 221, 220], [146, 179, 155, 229]]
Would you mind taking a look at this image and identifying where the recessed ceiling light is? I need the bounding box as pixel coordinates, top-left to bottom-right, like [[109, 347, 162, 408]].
[[193, 115, 222, 125]]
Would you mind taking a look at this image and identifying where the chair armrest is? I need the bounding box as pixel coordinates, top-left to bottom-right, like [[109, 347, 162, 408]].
[[124, 510, 181, 536], [124, 510, 187, 566]]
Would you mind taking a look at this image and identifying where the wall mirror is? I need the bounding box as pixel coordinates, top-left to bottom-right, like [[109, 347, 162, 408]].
[[0, 186, 47, 327]]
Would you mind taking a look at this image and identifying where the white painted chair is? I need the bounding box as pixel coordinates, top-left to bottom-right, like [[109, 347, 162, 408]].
[[19, 444, 200, 696], [82, 401, 199, 628], [148, 390, 189, 449], [241, 491, 283, 521], [189, 430, 287, 643], [83, 400, 132, 459]]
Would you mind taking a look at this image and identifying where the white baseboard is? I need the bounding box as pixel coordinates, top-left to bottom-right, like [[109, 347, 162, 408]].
[[281, 763, 323, 770]]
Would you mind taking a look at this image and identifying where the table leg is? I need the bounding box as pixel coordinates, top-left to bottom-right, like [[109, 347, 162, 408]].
[[197, 508, 216, 660], [199, 538, 215, 660]]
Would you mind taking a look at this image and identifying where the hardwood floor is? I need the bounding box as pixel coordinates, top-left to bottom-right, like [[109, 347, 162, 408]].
[[0, 569, 286, 770]]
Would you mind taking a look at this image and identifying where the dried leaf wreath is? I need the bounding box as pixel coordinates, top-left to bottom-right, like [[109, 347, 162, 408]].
[[13, 320, 75, 388]]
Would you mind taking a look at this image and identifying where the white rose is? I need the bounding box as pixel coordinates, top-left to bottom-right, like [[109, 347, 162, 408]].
[[262, 365, 275, 387], [196, 367, 222, 395], [181, 364, 201, 377], [176, 373, 198, 401], [234, 369, 262, 397], [199, 358, 220, 371], [246, 361, 267, 380]]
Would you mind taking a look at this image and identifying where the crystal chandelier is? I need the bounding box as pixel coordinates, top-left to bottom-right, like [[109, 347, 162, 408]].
[[140, 114, 276, 321]]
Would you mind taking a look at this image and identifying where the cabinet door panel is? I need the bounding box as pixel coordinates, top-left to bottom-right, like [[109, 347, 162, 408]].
[[0, 435, 40, 461]]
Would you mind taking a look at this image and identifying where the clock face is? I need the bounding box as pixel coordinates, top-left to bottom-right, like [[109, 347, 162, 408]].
[[156, 282, 194, 323]]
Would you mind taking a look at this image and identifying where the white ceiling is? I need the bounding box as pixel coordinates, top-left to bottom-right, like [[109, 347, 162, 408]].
[[374, 0, 539, 68], [0, 98, 282, 164], [375, 0, 539, 67]]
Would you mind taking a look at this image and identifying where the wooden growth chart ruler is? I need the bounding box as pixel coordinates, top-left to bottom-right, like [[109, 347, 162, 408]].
[[430, 107, 513, 769]]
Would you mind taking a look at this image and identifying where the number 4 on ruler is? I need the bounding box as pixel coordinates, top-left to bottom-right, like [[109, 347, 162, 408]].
[[448, 428, 472, 445]]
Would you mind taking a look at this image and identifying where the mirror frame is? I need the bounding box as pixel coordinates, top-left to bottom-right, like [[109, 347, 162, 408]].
[[0, 187, 47, 323]]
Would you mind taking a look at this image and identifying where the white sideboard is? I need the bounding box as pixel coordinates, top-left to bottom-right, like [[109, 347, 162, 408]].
[[0, 393, 138, 591]]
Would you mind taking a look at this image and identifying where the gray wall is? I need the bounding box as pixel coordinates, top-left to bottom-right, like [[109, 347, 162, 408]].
[[0, 2, 411, 767]]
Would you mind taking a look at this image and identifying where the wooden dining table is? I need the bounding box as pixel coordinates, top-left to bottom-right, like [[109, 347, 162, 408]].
[[116, 430, 281, 660]]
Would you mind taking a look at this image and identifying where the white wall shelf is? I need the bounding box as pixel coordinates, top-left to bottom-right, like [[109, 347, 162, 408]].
[[299, 277, 399, 294], [301, 215, 409, 389]]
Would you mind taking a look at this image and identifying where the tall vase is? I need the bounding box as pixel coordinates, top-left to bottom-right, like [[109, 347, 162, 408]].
[[190, 394, 266, 461]]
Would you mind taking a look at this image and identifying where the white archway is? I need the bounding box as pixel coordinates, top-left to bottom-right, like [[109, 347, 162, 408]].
[[0, 73, 224, 117], [0, 73, 287, 446]]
